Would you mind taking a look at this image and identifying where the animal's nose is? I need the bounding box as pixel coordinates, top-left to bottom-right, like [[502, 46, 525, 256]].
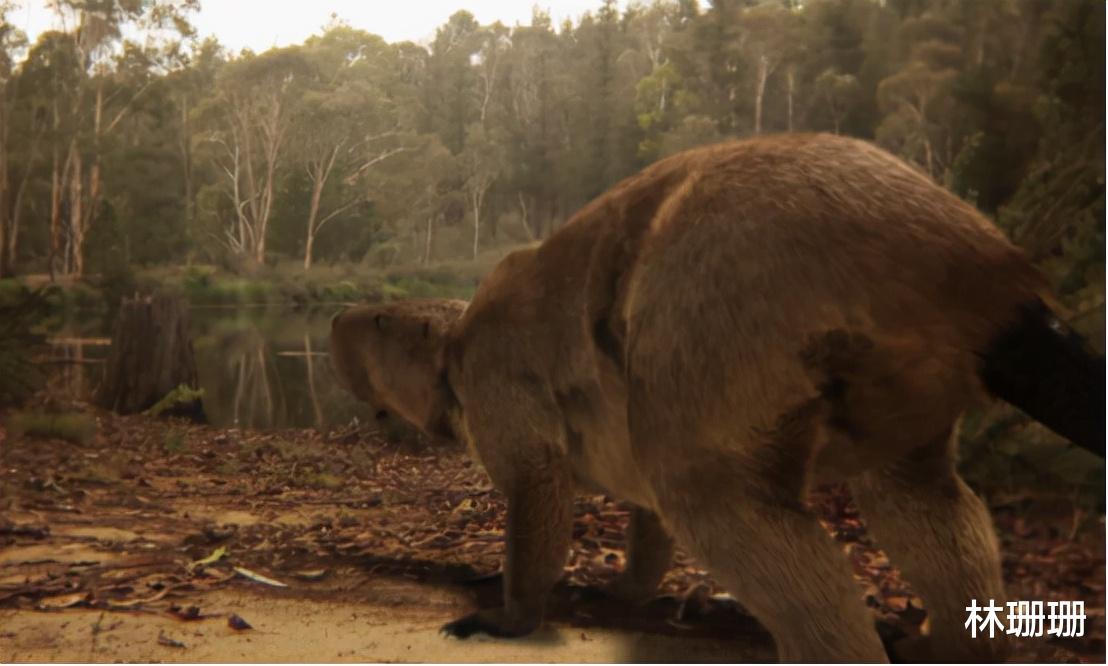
[[375, 410, 389, 421]]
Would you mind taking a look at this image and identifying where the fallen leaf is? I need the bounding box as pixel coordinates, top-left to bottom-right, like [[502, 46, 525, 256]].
[[233, 566, 287, 588], [885, 595, 909, 612], [293, 568, 328, 581], [867, 552, 891, 568], [202, 524, 237, 542], [36, 592, 88, 610], [228, 613, 253, 631], [186, 545, 227, 572], [0, 523, 50, 539], [157, 630, 186, 649], [106, 586, 172, 609], [168, 604, 202, 621]]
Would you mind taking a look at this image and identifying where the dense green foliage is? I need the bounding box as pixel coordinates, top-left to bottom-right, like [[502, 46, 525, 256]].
[[0, 283, 50, 404], [0, 0, 1101, 495], [0, 0, 1101, 312], [6, 409, 98, 443]]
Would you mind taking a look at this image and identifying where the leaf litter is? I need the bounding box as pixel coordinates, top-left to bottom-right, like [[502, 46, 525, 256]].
[[1, 405, 1103, 660]]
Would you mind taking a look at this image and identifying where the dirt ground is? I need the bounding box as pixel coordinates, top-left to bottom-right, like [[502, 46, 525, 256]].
[[0, 406, 1103, 662]]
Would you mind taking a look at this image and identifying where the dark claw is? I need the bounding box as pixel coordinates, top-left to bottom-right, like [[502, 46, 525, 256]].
[[441, 613, 485, 639], [440, 610, 535, 639], [457, 570, 503, 587]]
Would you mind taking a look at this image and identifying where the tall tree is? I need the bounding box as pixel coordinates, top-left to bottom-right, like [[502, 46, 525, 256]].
[[29, 0, 196, 278], [427, 11, 480, 154], [875, 14, 962, 177], [294, 28, 406, 269], [200, 48, 308, 268], [0, 2, 28, 277], [460, 124, 503, 259], [738, 1, 805, 135]]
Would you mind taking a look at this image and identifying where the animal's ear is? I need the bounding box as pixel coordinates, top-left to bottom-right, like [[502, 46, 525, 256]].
[[375, 314, 386, 331]]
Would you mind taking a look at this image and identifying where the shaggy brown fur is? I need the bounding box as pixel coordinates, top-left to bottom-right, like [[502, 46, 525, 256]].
[[330, 133, 1101, 662]]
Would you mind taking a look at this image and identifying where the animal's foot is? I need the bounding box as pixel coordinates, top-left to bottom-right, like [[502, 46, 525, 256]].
[[440, 608, 539, 639], [889, 634, 1008, 663], [603, 575, 659, 606]]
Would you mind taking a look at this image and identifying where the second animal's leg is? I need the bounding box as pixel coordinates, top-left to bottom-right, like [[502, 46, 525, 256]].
[[608, 506, 674, 604], [850, 425, 1008, 662]]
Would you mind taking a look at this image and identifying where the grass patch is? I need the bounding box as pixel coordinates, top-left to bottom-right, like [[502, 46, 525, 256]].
[[146, 384, 205, 419], [181, 277, 279, 306], [163, 429, 187, 454], [42, 282, 105, 312], [165, 259, 487, 306], [215, 460, 243, 476], [70, 450, 130, 484], [8, 411, 97, 445], [246, 438, 314, 463], [296, 471, 344, 490], [0, 286, 50, 406], [0, 278, 27, 308]]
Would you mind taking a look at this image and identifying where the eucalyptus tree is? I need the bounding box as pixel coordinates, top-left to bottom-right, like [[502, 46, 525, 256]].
[[460, 123, 504, 259], [0, 2, 28, 277], [197, 47, 311, 268], [32, 0, 196, 278], [875, 14, 962, 178], [294, 27, 408, 269]]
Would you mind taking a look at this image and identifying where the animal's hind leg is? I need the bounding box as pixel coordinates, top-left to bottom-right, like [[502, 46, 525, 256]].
[[849, 424, 1008, 662], [607, 506, 674, 604], [632, 397, 887, 662], [650, 451, 888, 662]]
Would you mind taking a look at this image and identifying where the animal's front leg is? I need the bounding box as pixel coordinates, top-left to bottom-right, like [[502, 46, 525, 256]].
[[442, 460, 574, 639]]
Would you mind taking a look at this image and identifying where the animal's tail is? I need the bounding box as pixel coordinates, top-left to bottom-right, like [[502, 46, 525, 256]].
[[978, 299, 1105, 457]]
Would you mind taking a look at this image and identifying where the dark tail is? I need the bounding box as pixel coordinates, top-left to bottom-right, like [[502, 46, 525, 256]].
[[978, 299, 1105, 457]]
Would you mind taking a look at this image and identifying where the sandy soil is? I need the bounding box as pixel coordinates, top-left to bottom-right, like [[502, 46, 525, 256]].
[[0, 407, 1102, 662], [1, 582, 775, 663]]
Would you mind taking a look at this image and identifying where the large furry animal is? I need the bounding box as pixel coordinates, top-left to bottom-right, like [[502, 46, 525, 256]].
[[330, 134, 1104, 662]]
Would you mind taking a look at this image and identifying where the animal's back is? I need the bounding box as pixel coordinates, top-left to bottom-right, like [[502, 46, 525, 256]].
[[462, 133, 1051, 474], [604, 134, 1046, 472]]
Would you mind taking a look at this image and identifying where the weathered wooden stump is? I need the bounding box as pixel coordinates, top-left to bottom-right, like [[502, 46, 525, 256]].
[[94, 293, 205, 420]]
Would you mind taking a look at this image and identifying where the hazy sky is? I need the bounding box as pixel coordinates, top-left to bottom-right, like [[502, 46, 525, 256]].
[[11, 1, 625, 51]]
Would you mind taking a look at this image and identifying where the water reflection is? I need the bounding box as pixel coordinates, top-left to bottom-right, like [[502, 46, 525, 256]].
[[47, 307, 373, 429]]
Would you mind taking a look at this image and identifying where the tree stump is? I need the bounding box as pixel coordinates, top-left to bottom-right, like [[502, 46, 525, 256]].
[[94, 293, 205, 420]]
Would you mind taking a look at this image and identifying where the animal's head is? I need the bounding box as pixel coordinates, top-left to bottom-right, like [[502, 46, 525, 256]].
[[329, 299, 467, 439]]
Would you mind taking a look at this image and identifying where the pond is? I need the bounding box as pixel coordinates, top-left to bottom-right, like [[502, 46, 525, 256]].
[[46, 306, 375, 430]]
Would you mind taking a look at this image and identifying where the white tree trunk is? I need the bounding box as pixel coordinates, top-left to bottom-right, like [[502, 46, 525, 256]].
[[424, 215, 434, 265], [786, 67, 795, 133], [304, 175, 324, 270], [472, 202, 481, 260], [754, 55, 769, 135]]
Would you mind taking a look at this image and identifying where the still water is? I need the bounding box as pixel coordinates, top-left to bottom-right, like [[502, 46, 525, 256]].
[[47, 306, 374, 429]]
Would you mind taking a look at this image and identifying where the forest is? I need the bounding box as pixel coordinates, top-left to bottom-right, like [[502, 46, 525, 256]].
[[0, 0, 1103, 302], [0, 0, 1104, 662]]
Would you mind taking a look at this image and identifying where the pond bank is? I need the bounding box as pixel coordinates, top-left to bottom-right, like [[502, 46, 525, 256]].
[[0, 260, 485, 314]]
